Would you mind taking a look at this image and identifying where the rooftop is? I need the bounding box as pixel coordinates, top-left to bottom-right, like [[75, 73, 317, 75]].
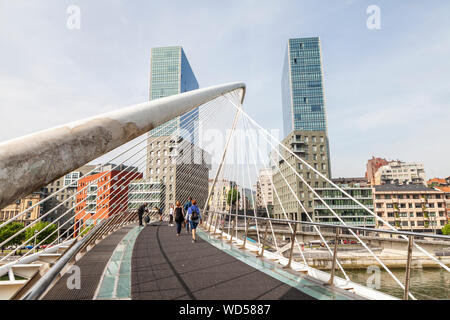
[[436, 186, 450, 193], [374, 184, 438, 192]]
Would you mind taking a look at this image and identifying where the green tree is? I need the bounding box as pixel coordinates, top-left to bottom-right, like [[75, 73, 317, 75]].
[[0, 222, 25, 252], [227, 188, 240, 207], [25, 222, 57, 245], [442, 224, 450, 235]]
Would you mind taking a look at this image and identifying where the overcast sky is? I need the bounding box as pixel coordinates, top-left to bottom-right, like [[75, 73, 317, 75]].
[[1, 0, 449, 179]]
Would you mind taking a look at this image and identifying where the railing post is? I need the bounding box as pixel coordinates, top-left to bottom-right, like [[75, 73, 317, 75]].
[[213, 212, 220, 235], [207, 211, 213, 233], [257, 220, 269, 258], [403, 235, 414, 300], [327, 227, 340, 286], [284, 223, 297, 269], [229, 218, 235, 244], [240, 218, 251, 249], [220, 214, 225, 239]]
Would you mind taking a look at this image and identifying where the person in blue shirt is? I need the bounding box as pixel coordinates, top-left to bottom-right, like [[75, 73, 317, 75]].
[[183, 197, 192, 234], [186, 199, 201, 243]]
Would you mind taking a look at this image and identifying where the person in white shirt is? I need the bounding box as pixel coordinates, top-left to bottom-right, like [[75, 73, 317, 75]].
[[169, 204, 174, 226]]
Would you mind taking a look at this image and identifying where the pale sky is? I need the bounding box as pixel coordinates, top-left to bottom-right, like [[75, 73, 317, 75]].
[[1, 0, 449, 179]]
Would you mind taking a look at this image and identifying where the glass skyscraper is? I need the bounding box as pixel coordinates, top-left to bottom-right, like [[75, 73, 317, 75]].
[[149, 46, 199, 140], [281, 37, 328, 137], [274, 37, 332, 221]]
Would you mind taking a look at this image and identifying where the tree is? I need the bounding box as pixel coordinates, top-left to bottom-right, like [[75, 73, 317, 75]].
[[227, 188, 241, 207], [442, 224, 450, 235], [0, 222, 25, 252], [25, 222, 57, 245]]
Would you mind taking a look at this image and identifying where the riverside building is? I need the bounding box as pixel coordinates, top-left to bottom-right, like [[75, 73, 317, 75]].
[[373, 161, 426, 186], [313, 178, 375, 227], [373, 184, 447, 233]]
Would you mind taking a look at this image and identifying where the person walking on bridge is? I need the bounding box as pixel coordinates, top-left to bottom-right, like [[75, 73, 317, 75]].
[[186, 199, 201, 243], [169, 204, 174, 226], [137, 203, 148, 227], [183, 197, 192, 234], [174, 201, 184, 237]]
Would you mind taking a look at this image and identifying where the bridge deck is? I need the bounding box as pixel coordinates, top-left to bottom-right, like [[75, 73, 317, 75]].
[[41, 221, 361, 300], [43, 225, 135, 300], [131, 222, 314, 300]]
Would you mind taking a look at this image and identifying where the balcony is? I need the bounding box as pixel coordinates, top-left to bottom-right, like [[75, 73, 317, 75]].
[[314, 204, 374, 210], [290, 137, 306, 145], [292, 145, 306, 153]]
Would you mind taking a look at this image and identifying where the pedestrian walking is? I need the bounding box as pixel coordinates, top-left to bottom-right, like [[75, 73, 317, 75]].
[[137, 203, 148, 227], [174, 201, 184, 237], [183, 197, 192, 233], [169, 204, 174, 226], [155, 206, 163, 222], [186, 199, 201, 243]]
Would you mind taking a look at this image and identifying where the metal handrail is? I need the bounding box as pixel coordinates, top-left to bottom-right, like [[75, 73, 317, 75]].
[[206, 211, 450, 241], [22, 211, 136, 300], [204, 210, 449, 300]]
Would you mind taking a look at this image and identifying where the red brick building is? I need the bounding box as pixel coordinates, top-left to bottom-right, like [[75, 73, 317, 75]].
[[366, 156, 389, 186], [74, 165, 142, 232]]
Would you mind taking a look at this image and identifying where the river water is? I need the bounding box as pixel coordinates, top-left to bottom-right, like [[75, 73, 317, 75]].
[[338, 268, 450, 300]]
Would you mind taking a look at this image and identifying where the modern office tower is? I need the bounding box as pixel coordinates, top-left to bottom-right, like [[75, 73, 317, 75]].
[[148, 46, 199, 141], [281, 37, 328, 136], [373, 184, 447, 233], [146, 46, 210, 212], [274, 37, 332, 221], [313, 178, 375, 228]]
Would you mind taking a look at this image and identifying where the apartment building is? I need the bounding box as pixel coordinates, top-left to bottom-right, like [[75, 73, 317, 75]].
[[74, 164, 142, 228], [0, 192, 45, 226], [272, 131, 330, 221], [313, 178, 375, 227], [373, 184, 447, 233], [374, 161, 426, 185]]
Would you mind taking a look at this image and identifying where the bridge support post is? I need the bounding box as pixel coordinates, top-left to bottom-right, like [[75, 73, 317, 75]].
[[220, 215, 225, 239], [229, 218, 235, 244], [327, 227, 340, 286], [257, 221, 269, 258], [213, 213, 220, 235], [403, 235, 414, 300], [283, 223, 297, 269], [240, 218, 251, 249], [207, 212, 214, 233]]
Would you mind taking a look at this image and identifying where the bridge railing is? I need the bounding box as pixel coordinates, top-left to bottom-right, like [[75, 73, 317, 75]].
[[202, 210, 450, 300], [0, 83, 246, 300]]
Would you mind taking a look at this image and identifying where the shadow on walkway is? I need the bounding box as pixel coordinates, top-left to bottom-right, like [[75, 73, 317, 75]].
[[131, 223, 315, 300]]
